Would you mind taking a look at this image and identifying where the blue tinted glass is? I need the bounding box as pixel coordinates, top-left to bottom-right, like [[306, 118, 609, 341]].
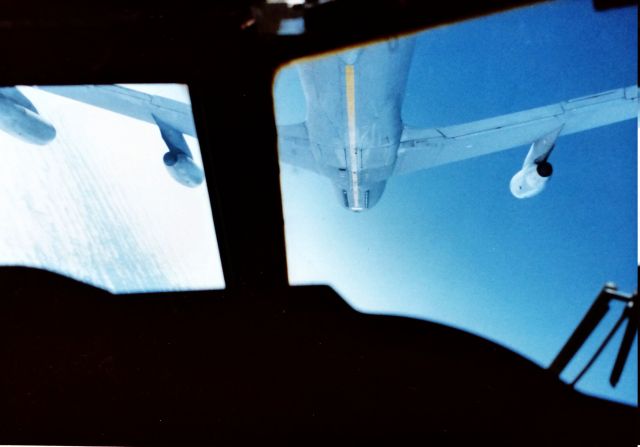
[[274, 3, 637, 405], [0, 84, 225, 293]]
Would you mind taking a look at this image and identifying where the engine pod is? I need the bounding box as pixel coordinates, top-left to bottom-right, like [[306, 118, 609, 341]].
[[0, 94, 56, 145], [163, 151, 205, 187], [510, 164, 551, 199]]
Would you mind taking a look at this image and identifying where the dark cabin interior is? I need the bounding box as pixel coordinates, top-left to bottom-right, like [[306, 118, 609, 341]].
[[1, 1, 637, 445]]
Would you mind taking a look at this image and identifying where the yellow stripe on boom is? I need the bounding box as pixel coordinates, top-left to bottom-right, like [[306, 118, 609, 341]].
[[345, 64, 361, 209]]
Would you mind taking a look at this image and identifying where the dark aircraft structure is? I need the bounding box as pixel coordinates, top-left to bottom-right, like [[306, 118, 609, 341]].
[[0, 0, 637, 445]]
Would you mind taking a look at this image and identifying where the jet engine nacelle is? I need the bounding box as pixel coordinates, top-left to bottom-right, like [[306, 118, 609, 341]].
[[163, 151, 205, 187], [510, 161, 553, 199], [0, 92, 56, 145], [510, 126, 562, 199]]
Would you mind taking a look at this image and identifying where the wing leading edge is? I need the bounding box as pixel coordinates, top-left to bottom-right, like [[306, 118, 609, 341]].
[[395, 86, 638, 176], [37, 84, 197, 138]]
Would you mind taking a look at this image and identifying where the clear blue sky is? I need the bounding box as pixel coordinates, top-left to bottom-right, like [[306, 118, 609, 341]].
[[274, 2, 638, 406]]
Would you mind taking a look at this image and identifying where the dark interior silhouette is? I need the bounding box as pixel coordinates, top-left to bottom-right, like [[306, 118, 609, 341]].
[[1, 0, 637, 445]]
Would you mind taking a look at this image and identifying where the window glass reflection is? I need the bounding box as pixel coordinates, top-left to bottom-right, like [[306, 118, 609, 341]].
[[0, 84, 225, 293], [274, 3, 637, 405]]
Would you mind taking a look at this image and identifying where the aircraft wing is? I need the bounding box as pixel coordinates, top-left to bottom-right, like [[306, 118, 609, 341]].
[[394, 85, 638, 176], [35, 85, 196, 137], [276, 122, 318, 173], [33, 84, 207, 187]]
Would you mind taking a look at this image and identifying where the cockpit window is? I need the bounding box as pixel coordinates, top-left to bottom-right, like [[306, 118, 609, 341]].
[[0, 84, 225, 293], [273, 2, 637, 405]]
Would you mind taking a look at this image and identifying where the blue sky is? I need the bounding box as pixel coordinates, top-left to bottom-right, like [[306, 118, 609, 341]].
[[274, 2, 638, 405]]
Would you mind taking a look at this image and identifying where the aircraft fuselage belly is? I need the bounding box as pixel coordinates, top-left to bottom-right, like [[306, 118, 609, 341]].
[[297, 38, 415, 210]]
